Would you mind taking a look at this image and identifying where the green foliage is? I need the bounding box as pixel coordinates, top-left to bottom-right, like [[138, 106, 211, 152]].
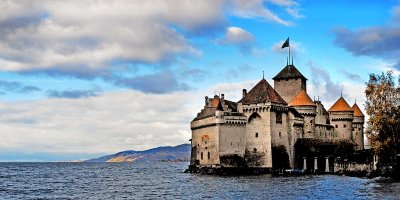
[[365, 71, 400, 164]]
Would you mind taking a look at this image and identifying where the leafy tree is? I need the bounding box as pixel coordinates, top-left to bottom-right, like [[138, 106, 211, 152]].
[[365, 71, 400, 164]]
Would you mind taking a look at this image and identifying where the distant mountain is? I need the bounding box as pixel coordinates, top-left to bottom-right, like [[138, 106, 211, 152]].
[[85, 144, 191, 163]]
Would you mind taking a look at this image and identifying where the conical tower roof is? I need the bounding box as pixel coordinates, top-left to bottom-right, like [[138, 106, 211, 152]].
[[288, 90, 316, 107], [351, 103, 364, 117], [328, 97, 353, 112], [238, 79, 286, 105], [273, 65, 307, 80]]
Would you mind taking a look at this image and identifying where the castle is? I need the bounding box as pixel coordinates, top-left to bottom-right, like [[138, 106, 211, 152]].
[[189, 63, 365, 173]]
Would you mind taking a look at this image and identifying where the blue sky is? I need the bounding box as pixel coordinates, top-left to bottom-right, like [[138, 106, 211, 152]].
[[0, 0, 399, 161]]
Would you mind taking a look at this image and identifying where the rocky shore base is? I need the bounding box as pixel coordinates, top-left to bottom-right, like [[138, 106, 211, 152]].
[[184, 165, 271, 175], [185, 164, 400, 181]]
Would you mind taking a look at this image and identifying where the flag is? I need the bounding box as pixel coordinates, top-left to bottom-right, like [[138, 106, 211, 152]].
[[281, 37, 289, 49]]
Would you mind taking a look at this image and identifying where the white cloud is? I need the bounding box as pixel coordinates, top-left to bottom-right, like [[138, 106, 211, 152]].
[[286, 7, 304, 19], [0, 0, 299, 77], [229, 0, 291, 26], [219, 27, 255, 45], [0, 90, 195, 154], [268, 0, 297, 6], [0, 79, 261, 158]]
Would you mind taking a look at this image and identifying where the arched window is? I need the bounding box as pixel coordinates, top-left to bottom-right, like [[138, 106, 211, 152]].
[[208, 152, 210, 159], [255, 132, 258, 138], [279, 132, 282, 137], [248, 112, 262, 123]]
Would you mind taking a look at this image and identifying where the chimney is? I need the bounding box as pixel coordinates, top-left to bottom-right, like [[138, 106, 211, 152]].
[[205, 96, 208, 106], [242, 89, 247, 98], [221, 94, 224, 101]]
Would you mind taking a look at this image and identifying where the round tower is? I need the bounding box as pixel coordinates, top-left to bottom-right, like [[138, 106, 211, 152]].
[[328, 97, 354, 140], [352, 103, 365, 150], [288, 90, 316, 138]]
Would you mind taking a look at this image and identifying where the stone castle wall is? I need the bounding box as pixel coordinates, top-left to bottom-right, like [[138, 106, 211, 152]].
[[353, 116, 364, 150], [274, 78, 306, 103], [242, 105, 273, 168], [219, 123, 246, 167], [315, 101, 329, 125], [191, 115, 222, 166], [315, 124, 335, 139], [329, 111, 354, 140]]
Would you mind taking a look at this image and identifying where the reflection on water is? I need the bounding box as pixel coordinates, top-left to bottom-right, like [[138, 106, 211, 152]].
[[0, 162, 399, 199]]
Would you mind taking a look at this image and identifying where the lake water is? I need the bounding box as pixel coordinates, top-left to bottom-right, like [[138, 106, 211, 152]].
[[0, 162, 399, 199]]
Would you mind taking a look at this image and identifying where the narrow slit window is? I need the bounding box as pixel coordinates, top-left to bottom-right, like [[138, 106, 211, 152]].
[[276, 112, 282, 124]]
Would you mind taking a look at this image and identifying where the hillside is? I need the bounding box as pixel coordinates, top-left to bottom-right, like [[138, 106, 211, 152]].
[[85, 144, 191, 163]]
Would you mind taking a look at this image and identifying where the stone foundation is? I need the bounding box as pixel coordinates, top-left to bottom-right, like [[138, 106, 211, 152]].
[[184, 165, 271, 175]]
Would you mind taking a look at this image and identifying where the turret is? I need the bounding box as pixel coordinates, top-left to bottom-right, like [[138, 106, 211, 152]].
[[328, 97, 354, 140], [314, 99, 329, 125], [288, 90, 316, 138], [352, 103, 365, 150]]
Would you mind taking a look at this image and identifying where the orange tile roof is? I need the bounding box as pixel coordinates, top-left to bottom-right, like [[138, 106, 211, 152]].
[[288, 90, 316, 107], [211, 98, 219, 107], [351, 103, 364, 117], [328, 97, 353, 112]]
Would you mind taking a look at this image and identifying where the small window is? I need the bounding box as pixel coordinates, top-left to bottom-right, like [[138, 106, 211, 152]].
[[358, 128, 361, 131], [335, 125, 338, 128], [310, 120, 313, 124], [205, 147, 208, 149], [208, 152, 210, 160], [343, 124, 346, 128], [279, 132, 282, 137], [253, 148, 257, 152], [255, 132, 258, 138], [231, 143, 232, 146], [201, 152, 203, 160], [352, 128, 354, 131]]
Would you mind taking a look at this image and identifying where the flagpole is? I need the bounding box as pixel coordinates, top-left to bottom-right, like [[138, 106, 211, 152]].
[[289, 41, 291, 65]]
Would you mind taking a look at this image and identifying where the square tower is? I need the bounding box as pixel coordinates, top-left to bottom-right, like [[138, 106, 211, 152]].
[[273, 65, 307, 103]]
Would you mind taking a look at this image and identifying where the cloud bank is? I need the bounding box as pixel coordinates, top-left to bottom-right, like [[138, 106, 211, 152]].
[[333, 4, 400, 70]]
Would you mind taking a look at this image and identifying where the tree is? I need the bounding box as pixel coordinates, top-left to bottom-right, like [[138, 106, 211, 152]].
[[365, 71, 400, 164]]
